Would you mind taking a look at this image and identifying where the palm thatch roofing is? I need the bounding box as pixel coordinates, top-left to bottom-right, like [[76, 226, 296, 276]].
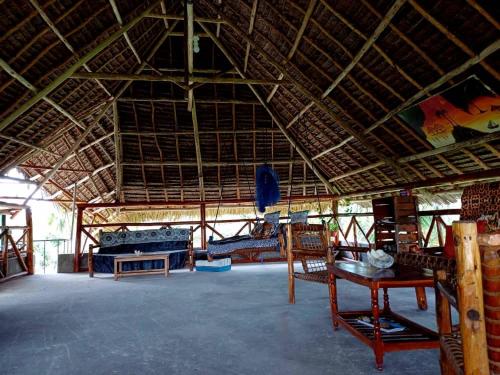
[[0, 0, 499, 221]]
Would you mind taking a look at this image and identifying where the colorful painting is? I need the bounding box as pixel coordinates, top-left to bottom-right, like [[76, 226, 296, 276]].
[[398, 76, 500, 148]]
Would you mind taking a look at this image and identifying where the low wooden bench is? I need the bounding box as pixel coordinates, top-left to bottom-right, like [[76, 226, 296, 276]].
[[114, 253, 169, 280]]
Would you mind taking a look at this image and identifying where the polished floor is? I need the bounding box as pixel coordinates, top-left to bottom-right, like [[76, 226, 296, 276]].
[[0, 264, 439, 374]]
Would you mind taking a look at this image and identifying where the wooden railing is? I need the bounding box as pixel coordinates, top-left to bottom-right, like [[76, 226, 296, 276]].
[[76, 208, 461, 269], [0, 211, 34, 279]]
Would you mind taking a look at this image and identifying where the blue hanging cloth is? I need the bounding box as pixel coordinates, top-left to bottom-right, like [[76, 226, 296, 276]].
[[255, 164, 280, 213]]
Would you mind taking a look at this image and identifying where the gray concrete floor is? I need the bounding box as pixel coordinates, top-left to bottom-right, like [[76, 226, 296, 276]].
[[0, 263, 439, 375]]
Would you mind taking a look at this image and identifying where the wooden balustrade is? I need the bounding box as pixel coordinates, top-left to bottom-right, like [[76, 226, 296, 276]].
[[74, 208, 460, 270]]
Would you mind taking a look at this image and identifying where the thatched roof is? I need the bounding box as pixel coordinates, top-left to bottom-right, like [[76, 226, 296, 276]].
[[0, 0, 499, 221]]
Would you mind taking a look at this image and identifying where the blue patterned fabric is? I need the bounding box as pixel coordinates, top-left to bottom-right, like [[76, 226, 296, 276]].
[[93, 228, 190, 273], [207, 237, 280, 256], [290, 210, 309, 224], [264, 211, 280, 236], [99, 228, 190, 248]]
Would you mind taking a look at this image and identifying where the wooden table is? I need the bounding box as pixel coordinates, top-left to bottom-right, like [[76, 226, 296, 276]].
[[327, 262, 439, 371], [114, 253, 169, 280]]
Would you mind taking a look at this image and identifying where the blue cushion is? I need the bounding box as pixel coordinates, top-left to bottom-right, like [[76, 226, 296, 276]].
[[264, 211, 280, 225], [264, 211, 280, 236], [290, 210, 309, 224]]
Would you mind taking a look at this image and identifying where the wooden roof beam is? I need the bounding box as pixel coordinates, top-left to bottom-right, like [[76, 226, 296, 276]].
[[113, 103, 122, 202], [314, 38, 500, 159], [146, 14, 225, 23], [198, 21, 342, 195], [328, 132, 500, 182], [214, 17, 409, 180], [120, 129, 281, 136], [320, 0, 406, 99], [409, 0, 499, 81], [20, 19, 180, 205], [118, 97, 260, 104], [266, 0, 318, 103], [365, 38, 500, 134], [185, 0, 194, 112], [71, 72, 288, 85], [0, 0, 160, 133], [243, 0, 259, 73], [121, 160, 307, 167], [466, 0, 499, 29], [191, 99, 205, 200], [28, 0, 112, 96], [109, 0, 141, 63]]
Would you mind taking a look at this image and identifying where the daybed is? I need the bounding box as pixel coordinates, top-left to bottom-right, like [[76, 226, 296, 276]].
[[88, 227, 194, 277]]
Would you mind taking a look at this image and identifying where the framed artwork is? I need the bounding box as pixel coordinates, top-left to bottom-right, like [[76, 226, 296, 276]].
[[398, 76, 499, 148]]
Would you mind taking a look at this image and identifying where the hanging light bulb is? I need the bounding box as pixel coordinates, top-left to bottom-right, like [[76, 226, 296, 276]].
[[193, 35, 200, 53]]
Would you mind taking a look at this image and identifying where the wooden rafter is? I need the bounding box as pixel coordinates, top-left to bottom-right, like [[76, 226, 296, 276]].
[[243, 0, 259, 73], [191, 99, 205, 200], [198, 21, 341, 195], [71, 72, 289, 85], [409, 0, 499, 81], [213, 15, 409, 180], [28, 0, 112, 96], [185, 0, 194, 111], [0, 0, 160, 133], [108, 0, 141, 63], [266, 0, 318, 103], [113, 102, 122, 202], [20, 19, 180, 205]]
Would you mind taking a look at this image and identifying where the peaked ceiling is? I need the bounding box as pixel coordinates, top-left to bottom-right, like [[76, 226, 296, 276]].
[[0, 0, 499, 220]]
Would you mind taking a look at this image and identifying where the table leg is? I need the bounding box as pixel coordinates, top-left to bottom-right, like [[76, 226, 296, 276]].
[[328, 271, 339, 330], [383, 288, 390, 313], [114, 259, 118, 281], [371, 286, 384, 371], [415, 287, 428, 310], [165, 257, 169, 278]]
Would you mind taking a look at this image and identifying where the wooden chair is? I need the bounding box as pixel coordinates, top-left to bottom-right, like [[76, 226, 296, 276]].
[[435, 222, 493, 375], [286, 223, 334, 304]]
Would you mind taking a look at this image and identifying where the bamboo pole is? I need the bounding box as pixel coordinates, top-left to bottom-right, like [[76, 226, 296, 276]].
[[243, 0, 259, 73], [198, 21, 341, 195], [108, 0, 141, 63], [191, 99, 205, 200], [70, 72, 288, 85], [452, 221, 489, 375], [321, 0, 406, 99], [0, 0, 161, 132], [266, 0, 318, 103], [212, 16, 409, 181], [185, 0, 194, 111], [409, 0, 499, 81], [20, 20, 180, 205], [28, 0, 112, 96], [364, 38, 500, 134]]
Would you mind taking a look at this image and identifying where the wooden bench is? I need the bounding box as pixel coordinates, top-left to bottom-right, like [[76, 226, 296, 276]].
[[114, 253, 169, 280]]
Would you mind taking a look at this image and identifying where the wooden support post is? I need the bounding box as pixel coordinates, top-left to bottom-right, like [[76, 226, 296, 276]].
[[73, 206, 84, 272], [25, 208, 34, 274], [452, 221, 489, 375], [286, 224, 295, 304], [200, 203, 207, 249], [185, 0, 194, 111], [113, 102, 122, 202], [1, 227, 8, 277]]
